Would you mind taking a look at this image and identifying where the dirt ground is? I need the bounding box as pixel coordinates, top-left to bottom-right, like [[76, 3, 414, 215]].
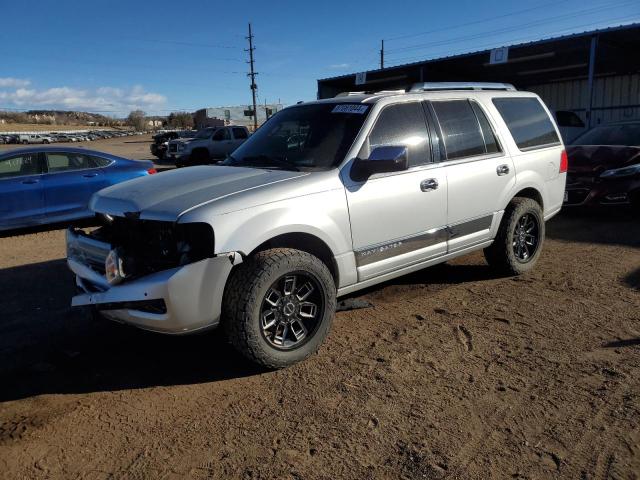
[[0, 210, 638, 479], [0, 134, 638, 479]]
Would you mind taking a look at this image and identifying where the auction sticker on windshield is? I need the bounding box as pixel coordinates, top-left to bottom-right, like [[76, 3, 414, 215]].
[[332, 104, 369, 114]]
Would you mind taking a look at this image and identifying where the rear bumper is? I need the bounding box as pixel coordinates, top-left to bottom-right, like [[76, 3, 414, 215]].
[[67, 229, 236, 334]]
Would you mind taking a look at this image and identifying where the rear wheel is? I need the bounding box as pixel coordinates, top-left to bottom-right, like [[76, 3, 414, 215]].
[[484, 197, 545, 275], [223, 248, 336, 369], [190, 149, 209, 166]]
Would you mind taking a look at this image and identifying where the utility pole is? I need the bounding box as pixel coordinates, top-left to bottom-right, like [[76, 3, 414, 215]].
[[245, 23, 258, 130], [380, 39, 384, 69]]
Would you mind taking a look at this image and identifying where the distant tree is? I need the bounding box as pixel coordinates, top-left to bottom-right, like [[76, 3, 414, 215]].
[[167, 111, 194, 129], [127, 110, 147, 131]]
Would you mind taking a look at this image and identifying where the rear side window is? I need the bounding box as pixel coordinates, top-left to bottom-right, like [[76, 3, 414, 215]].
[[431, 100, 487, 160], [232, 127, 248, 139], [365, 102, 431, 167], [46, 153, 94, 172], [493, 97, 560, 150], [90, 155, 112, 167]]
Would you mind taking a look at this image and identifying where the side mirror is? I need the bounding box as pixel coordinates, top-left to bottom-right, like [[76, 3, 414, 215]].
[[353, 145, 409, 179]]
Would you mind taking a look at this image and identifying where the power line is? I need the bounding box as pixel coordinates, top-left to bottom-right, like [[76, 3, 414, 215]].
[[385, 0, 636, 55], [384, 0, 573, 41], [385, 16, 640, 66]]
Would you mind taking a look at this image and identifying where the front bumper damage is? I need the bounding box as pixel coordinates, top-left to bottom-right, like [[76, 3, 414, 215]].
[[67, 228, 239, 334]]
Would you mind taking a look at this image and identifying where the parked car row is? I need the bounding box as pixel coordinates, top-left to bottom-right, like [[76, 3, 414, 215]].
[[0, 130, 143, 145]]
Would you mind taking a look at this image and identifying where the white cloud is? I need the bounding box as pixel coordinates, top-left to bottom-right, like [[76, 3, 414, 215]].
[[329, 63, 350, 69], [0, 77, 31, 88], [0, 83, 167, 115]]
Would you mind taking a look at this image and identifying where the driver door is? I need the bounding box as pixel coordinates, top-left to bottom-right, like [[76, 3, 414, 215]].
[[0, 152, 46, 229], [209, 128, 233, 159], [343, 102, 448, 282]]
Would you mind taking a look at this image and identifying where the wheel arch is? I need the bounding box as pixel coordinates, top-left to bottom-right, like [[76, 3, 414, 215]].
[[250, 232, 339, 286], [511, 187, 544, 210]]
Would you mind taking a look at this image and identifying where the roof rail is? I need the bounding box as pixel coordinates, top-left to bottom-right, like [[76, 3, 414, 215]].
[[335, 91, 367, 97], [409, 82, 516, 92]]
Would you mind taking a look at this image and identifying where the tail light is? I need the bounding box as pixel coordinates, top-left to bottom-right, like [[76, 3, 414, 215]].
[[559, 150, 568, 173], [147, 168, 157, 175]]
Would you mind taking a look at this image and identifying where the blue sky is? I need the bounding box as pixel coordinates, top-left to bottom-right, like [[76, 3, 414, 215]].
[[1, 0, 639, 117]]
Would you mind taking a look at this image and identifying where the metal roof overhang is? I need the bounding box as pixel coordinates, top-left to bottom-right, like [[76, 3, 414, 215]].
[[317, 23, 640, 98]]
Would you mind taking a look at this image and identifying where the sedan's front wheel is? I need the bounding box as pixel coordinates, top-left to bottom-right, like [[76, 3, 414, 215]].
[[223, 248, 336, 368]]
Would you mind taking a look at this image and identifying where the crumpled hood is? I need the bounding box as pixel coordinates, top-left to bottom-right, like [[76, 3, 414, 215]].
[[90, 165, 307, 221], [566, 145, 640, 174]]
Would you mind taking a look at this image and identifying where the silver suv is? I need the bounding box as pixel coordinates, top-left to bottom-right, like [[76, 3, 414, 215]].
[[67, 83, 567, 368]]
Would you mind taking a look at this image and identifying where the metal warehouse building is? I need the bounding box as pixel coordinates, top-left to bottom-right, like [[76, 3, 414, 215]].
[[317, 23, 640, 129]]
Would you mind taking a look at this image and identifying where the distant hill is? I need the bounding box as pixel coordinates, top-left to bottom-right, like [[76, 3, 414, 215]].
[[0, 110, 123, 127]]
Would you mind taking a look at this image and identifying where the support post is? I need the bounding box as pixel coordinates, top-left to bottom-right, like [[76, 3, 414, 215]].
[[586, 35, 598, 128]]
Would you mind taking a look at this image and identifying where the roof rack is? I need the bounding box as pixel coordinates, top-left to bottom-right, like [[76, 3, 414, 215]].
[[334, 91, 367, 97], [409, 82, 516, 92], [334, 89, 406, 98]]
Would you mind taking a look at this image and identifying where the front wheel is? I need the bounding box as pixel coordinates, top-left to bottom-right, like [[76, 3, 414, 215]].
[[223, 248, 336, 369], [484, 197, 545, 275]]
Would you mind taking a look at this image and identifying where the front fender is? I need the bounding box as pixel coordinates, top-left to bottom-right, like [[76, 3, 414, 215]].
[[209, 189, 352, 257]]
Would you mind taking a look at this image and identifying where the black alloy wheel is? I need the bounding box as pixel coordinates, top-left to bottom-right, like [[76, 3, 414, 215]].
[[512, 213, 539, 262], [260, 271, 324, 350]]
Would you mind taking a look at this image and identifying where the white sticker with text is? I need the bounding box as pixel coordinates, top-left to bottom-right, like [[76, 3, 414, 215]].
[[331, 104, 369, 114]]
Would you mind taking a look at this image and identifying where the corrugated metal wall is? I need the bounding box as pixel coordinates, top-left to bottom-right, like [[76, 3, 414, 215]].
[[527, 74, 640, 127]]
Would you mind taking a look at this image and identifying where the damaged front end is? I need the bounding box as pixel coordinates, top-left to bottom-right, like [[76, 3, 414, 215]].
[[67, 215, 239, 334]]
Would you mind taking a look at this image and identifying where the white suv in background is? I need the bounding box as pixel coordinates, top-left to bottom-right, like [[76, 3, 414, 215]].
[[166, 125, 250, 167], [67, 82, 567, 368]]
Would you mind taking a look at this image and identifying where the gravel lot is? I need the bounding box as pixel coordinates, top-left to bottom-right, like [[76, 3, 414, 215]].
[[0, 136, 639, 479]]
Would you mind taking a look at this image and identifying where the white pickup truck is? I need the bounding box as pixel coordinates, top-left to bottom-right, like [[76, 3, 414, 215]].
[[166, 126, 250, 167]]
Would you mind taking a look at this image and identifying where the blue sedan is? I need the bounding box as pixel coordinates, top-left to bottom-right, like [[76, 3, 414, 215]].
[[0, 147, 156, 230]]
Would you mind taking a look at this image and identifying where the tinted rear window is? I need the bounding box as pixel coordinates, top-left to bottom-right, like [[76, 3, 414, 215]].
[[493, 97, 560, 150]]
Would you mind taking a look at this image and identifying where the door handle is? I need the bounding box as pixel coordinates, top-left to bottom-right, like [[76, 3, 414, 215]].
[[420, 178, 439, 192], [21, 179, 39, 184], [496, 164, 510, 176], [82, 173, 98, 178]]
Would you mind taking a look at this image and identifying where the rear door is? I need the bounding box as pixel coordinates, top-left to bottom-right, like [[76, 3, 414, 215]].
[[0, 152, 46, 228], [343, 101, 448, 281], [428, 99, 515, 251], [42, 152, 106, 221]]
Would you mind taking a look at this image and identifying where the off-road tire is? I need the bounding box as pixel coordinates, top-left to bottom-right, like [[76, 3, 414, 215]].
[[484, 197, 545, 275], [223, 248, 336, 369]]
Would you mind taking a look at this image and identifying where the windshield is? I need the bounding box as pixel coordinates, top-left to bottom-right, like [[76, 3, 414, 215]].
[[195, 127, 216, 139], [223, 103, 370, 171], [571, 123, 640, 146]]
